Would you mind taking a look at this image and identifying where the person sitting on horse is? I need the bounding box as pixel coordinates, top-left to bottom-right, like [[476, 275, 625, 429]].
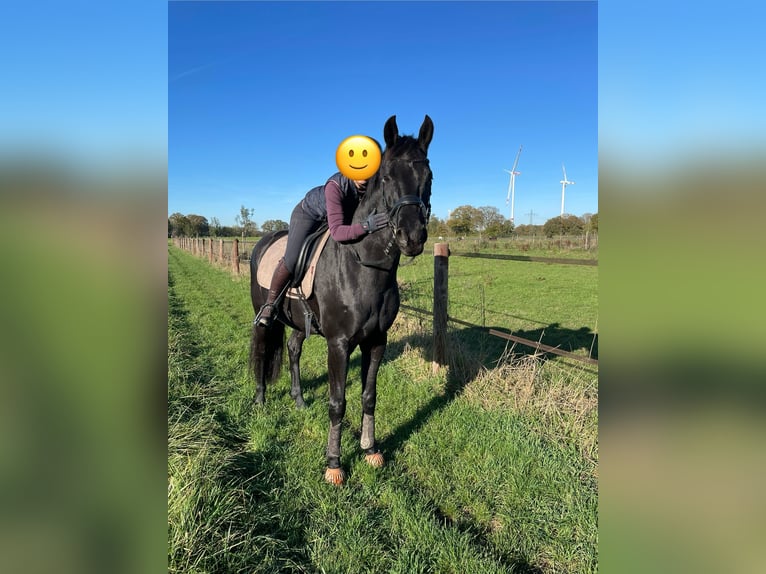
[[256, 172, 389, 328]]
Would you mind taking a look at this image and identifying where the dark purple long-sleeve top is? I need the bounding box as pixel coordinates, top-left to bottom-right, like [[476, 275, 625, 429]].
[[301, 173, 367, 242]]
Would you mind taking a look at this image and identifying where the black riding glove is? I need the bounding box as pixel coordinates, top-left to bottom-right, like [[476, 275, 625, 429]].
[[362, 212, 389, 233]]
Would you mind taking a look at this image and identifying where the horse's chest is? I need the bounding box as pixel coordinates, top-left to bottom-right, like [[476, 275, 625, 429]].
[[376, 288, 400, 331], [320, 287, 399, 339]]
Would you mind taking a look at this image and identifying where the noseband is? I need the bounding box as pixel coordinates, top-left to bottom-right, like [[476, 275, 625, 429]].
[[387, 194, 430, 229]]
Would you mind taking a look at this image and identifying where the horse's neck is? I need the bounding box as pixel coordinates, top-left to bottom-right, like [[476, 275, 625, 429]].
[[340, 226, 400, 275]]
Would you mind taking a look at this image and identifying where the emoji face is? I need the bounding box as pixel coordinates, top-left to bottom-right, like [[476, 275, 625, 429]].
[[335, 135, 381, 180]]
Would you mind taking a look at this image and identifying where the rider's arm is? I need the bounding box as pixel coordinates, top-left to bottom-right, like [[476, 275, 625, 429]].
[[325, 180, 366, 242]]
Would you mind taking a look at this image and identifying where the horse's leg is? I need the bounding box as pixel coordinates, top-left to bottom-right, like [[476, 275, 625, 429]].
[[287, 329, 306, 409], [251, 324, 267, 406], [324, 338, 349, 485], [360, 332, 386, 468]]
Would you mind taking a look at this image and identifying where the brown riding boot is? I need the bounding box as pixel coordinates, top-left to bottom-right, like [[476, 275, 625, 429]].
[[257, 259, 293, 327]]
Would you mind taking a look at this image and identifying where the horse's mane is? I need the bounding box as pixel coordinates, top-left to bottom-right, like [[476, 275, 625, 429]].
[[358, 135, 427, 216]]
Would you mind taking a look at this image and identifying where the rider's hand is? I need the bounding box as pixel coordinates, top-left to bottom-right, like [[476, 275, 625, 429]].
[[362, 212, 389, 233]]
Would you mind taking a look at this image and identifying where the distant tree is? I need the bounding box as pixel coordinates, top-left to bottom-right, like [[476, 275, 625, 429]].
[[588, 213, 598, 233], [478, 206, 511, 237], [514, 224, 543, 236], [477, 206, 513, 237], [209, 217, 222, 237], [543, 215, 585, 237], [261, 219, 289, 233], [499, 219, 515, 236], [448, 205, 482, 235], [168, 212, 191, 237], [236, 205, 256, 238], [427, 216, 450, 239], [186, 214, 209, 237]]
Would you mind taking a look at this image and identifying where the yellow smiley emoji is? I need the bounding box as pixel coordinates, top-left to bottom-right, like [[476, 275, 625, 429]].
[[335, 135, 381, 180]]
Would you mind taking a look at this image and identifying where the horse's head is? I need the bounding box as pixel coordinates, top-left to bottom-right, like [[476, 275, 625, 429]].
[[364, 114, 433, 257]]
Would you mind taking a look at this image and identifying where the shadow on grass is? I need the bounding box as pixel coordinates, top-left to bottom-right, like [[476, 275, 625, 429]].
[[244, 317, 591, 572], [374, 321, 593, 573], [513, 322, 598, 361]]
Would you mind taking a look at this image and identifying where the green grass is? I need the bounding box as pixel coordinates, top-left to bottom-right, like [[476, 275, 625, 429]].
[[398, 244, 598, 362], [168, 245, 597, 573]]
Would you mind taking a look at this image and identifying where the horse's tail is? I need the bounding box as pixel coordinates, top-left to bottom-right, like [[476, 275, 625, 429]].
[[249, 320, 285, 384]]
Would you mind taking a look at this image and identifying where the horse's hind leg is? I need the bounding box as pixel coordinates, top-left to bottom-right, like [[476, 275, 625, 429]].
[[251, 324, 267, 406], [287, 329, 306, 409]]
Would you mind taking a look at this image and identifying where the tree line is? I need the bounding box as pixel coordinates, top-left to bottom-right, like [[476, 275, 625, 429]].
[[168, 205, 289, 238], [427, 205, 597, 238], [169, 204, 597, 239]]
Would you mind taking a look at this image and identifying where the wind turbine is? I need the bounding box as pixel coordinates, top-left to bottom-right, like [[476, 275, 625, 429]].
[[504, 145, 522, 223], [559, 163, 575, 216]]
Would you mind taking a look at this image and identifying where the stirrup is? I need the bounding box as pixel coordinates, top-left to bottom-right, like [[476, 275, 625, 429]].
[[255, 303, 277, 327]]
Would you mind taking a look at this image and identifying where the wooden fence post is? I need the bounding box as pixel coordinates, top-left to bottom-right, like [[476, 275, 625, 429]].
[[432, 242, 449, 374], [208, 239, 214, 264], [218, 239, 224, 266], [232, 238, 240, 275]]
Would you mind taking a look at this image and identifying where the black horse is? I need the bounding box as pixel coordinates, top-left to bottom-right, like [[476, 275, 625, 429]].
[[249, 115, 433, 485]]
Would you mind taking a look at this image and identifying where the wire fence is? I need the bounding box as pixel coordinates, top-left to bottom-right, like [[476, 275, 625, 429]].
[[170, 236, 259, 275], [444, 232, 598, 254], [169, 237, 598, 365]]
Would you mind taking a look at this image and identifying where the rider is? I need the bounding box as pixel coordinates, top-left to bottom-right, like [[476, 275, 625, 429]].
[[256, 172, 389, 327]]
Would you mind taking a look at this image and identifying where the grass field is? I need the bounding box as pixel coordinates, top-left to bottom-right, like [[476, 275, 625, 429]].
[[168, 244, 598, 573], [397, 241, 598, 364]]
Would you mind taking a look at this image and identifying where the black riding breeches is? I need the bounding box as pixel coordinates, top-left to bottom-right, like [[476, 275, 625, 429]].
[[283, 201, 323, 274]]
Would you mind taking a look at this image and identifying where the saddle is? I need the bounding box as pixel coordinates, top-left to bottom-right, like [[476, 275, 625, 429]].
[[256, 226, 332, 300]]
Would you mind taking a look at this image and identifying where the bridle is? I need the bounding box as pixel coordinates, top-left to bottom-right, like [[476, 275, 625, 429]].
[[353, 158, 431, 270], [382, 157, 431, 228]]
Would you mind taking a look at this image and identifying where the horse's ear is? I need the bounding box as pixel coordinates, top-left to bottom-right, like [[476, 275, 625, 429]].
[[384, 115, 398, 148], [418, 115, 434, 153]]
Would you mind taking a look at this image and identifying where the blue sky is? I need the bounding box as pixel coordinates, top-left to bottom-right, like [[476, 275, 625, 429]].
[[0, 1, 167, 165], [169, 1, 598, 227], [598, 1, 766, 172]]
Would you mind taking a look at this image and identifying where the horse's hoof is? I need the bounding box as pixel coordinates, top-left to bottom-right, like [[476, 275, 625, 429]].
[[365, 452, 385, 468], [324, 467, 346, 486]]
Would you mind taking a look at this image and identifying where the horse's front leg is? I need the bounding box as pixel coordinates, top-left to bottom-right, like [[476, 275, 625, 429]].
[[324, 337, 349, 485], [287, 329, 306, 409], [360, 332, 386, 468]]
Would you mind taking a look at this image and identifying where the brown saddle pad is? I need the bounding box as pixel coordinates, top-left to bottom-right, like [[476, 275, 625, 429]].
[[256, 230, 332, 299]]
